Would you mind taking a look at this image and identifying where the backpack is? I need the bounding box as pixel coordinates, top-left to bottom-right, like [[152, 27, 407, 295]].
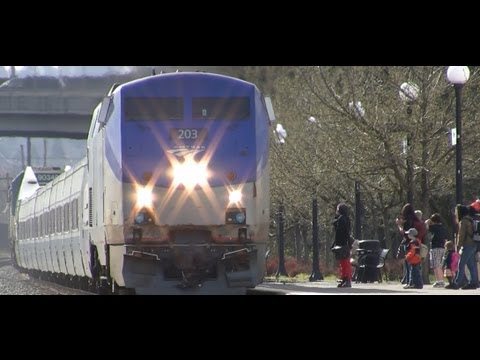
[[420, 243, 428, 260], [473, 217, 480, 242]]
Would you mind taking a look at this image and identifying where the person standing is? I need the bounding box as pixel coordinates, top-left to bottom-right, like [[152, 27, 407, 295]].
[[404, 227, 423, 289], [415, 209, 430, 285], [332, 203, 353, 288], [443, 241, 459, 288], [427, 213, 447, 287], [468, 205, 480, 287], [452, 204, 478, 290], [396, 203, 424, 285]]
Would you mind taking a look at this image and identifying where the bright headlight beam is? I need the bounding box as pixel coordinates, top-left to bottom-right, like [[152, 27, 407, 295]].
[[229, 190, 242, 204], [137, 187, 153, 208], [172, 159, 208, 190]]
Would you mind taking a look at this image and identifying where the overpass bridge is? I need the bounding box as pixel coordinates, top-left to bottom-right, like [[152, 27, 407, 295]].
[[0, 90, 100, 139], [0, 76, 121, 247], [0, 76, 122, 139]]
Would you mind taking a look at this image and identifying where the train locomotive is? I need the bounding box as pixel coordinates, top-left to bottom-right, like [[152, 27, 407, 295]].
[[10, 72, 275, 294]]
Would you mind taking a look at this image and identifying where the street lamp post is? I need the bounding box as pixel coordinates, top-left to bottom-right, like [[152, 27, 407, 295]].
[[354, 180, 362, 239], [273, 124, 289, 277], [275, 203, 288, 277], [309, 197, 323, 281], [447, 66, 470, 205], [405, 133, 413, 205], [399, 82, 419, 205]]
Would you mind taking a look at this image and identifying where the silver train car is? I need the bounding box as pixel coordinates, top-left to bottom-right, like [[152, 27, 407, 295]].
[[10, 72, 275, 294]]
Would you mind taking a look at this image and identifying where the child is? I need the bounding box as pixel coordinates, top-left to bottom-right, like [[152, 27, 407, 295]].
[[404, 228, 423, 289], [443, 240, 460, 288]]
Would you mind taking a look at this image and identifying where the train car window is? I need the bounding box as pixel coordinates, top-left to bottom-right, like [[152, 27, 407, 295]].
[[51, 211, 54, 234], [56, 207, 61, 233], [125, 97, 184, 121], [47, 211, 50, 235], [43, 213, 47, 236], [72, 199, 78, 230], [192, 97, 250, 120], [64, 203, 69, 231]]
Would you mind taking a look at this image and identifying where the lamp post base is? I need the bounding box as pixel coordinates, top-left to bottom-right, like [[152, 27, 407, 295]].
[[309, 270, 323, 282]]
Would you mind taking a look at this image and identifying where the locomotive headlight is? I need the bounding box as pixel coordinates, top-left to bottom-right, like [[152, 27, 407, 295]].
[[137, 187, 153, 208], [135, 213, 146, 224], [134, 209, 155, 225], [229, 190, 242, 204], [225, 208, 246, 225], [172, 159, 208, 189], [235, 212, 246, 223]]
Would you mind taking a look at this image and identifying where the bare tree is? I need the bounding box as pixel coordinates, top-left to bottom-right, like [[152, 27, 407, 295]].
[[268, 66, 480, 274]]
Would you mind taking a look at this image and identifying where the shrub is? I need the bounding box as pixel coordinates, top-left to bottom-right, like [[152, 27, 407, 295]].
[[266, 256, 338, 278], [266, 257, 279, 276]]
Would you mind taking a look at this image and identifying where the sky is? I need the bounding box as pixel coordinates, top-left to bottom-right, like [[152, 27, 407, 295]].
[[0, 66, 134, 78]]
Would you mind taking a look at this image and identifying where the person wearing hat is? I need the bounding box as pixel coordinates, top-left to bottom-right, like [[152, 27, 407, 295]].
[[404, 227, 423, 289], [470, 196, 480, 213]]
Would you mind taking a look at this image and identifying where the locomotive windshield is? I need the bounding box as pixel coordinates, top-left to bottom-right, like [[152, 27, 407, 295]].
[[192, 97, 250, 120], [125, 97, 184, 121]]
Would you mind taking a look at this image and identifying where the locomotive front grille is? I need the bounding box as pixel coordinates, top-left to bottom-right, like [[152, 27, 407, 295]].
[[171, 229, 211, 244]]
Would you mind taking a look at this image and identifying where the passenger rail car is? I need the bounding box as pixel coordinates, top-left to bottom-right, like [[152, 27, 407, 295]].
[[10, 72, 274, 294]]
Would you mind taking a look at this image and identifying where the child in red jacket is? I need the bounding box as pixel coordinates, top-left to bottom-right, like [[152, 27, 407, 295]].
[[404, 228, 423, 289]]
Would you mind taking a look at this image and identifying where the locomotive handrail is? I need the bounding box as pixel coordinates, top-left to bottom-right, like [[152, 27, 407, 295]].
[[221, 248, 251, 261], [130, 251, 159, 261]]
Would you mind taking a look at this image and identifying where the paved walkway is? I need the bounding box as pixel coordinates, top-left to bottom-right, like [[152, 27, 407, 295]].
[[254, 280, 480, 295]]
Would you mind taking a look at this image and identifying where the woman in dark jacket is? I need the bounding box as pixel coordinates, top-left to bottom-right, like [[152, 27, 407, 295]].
[[450, 204, 478, 289], [332, 203, 352, 288]]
